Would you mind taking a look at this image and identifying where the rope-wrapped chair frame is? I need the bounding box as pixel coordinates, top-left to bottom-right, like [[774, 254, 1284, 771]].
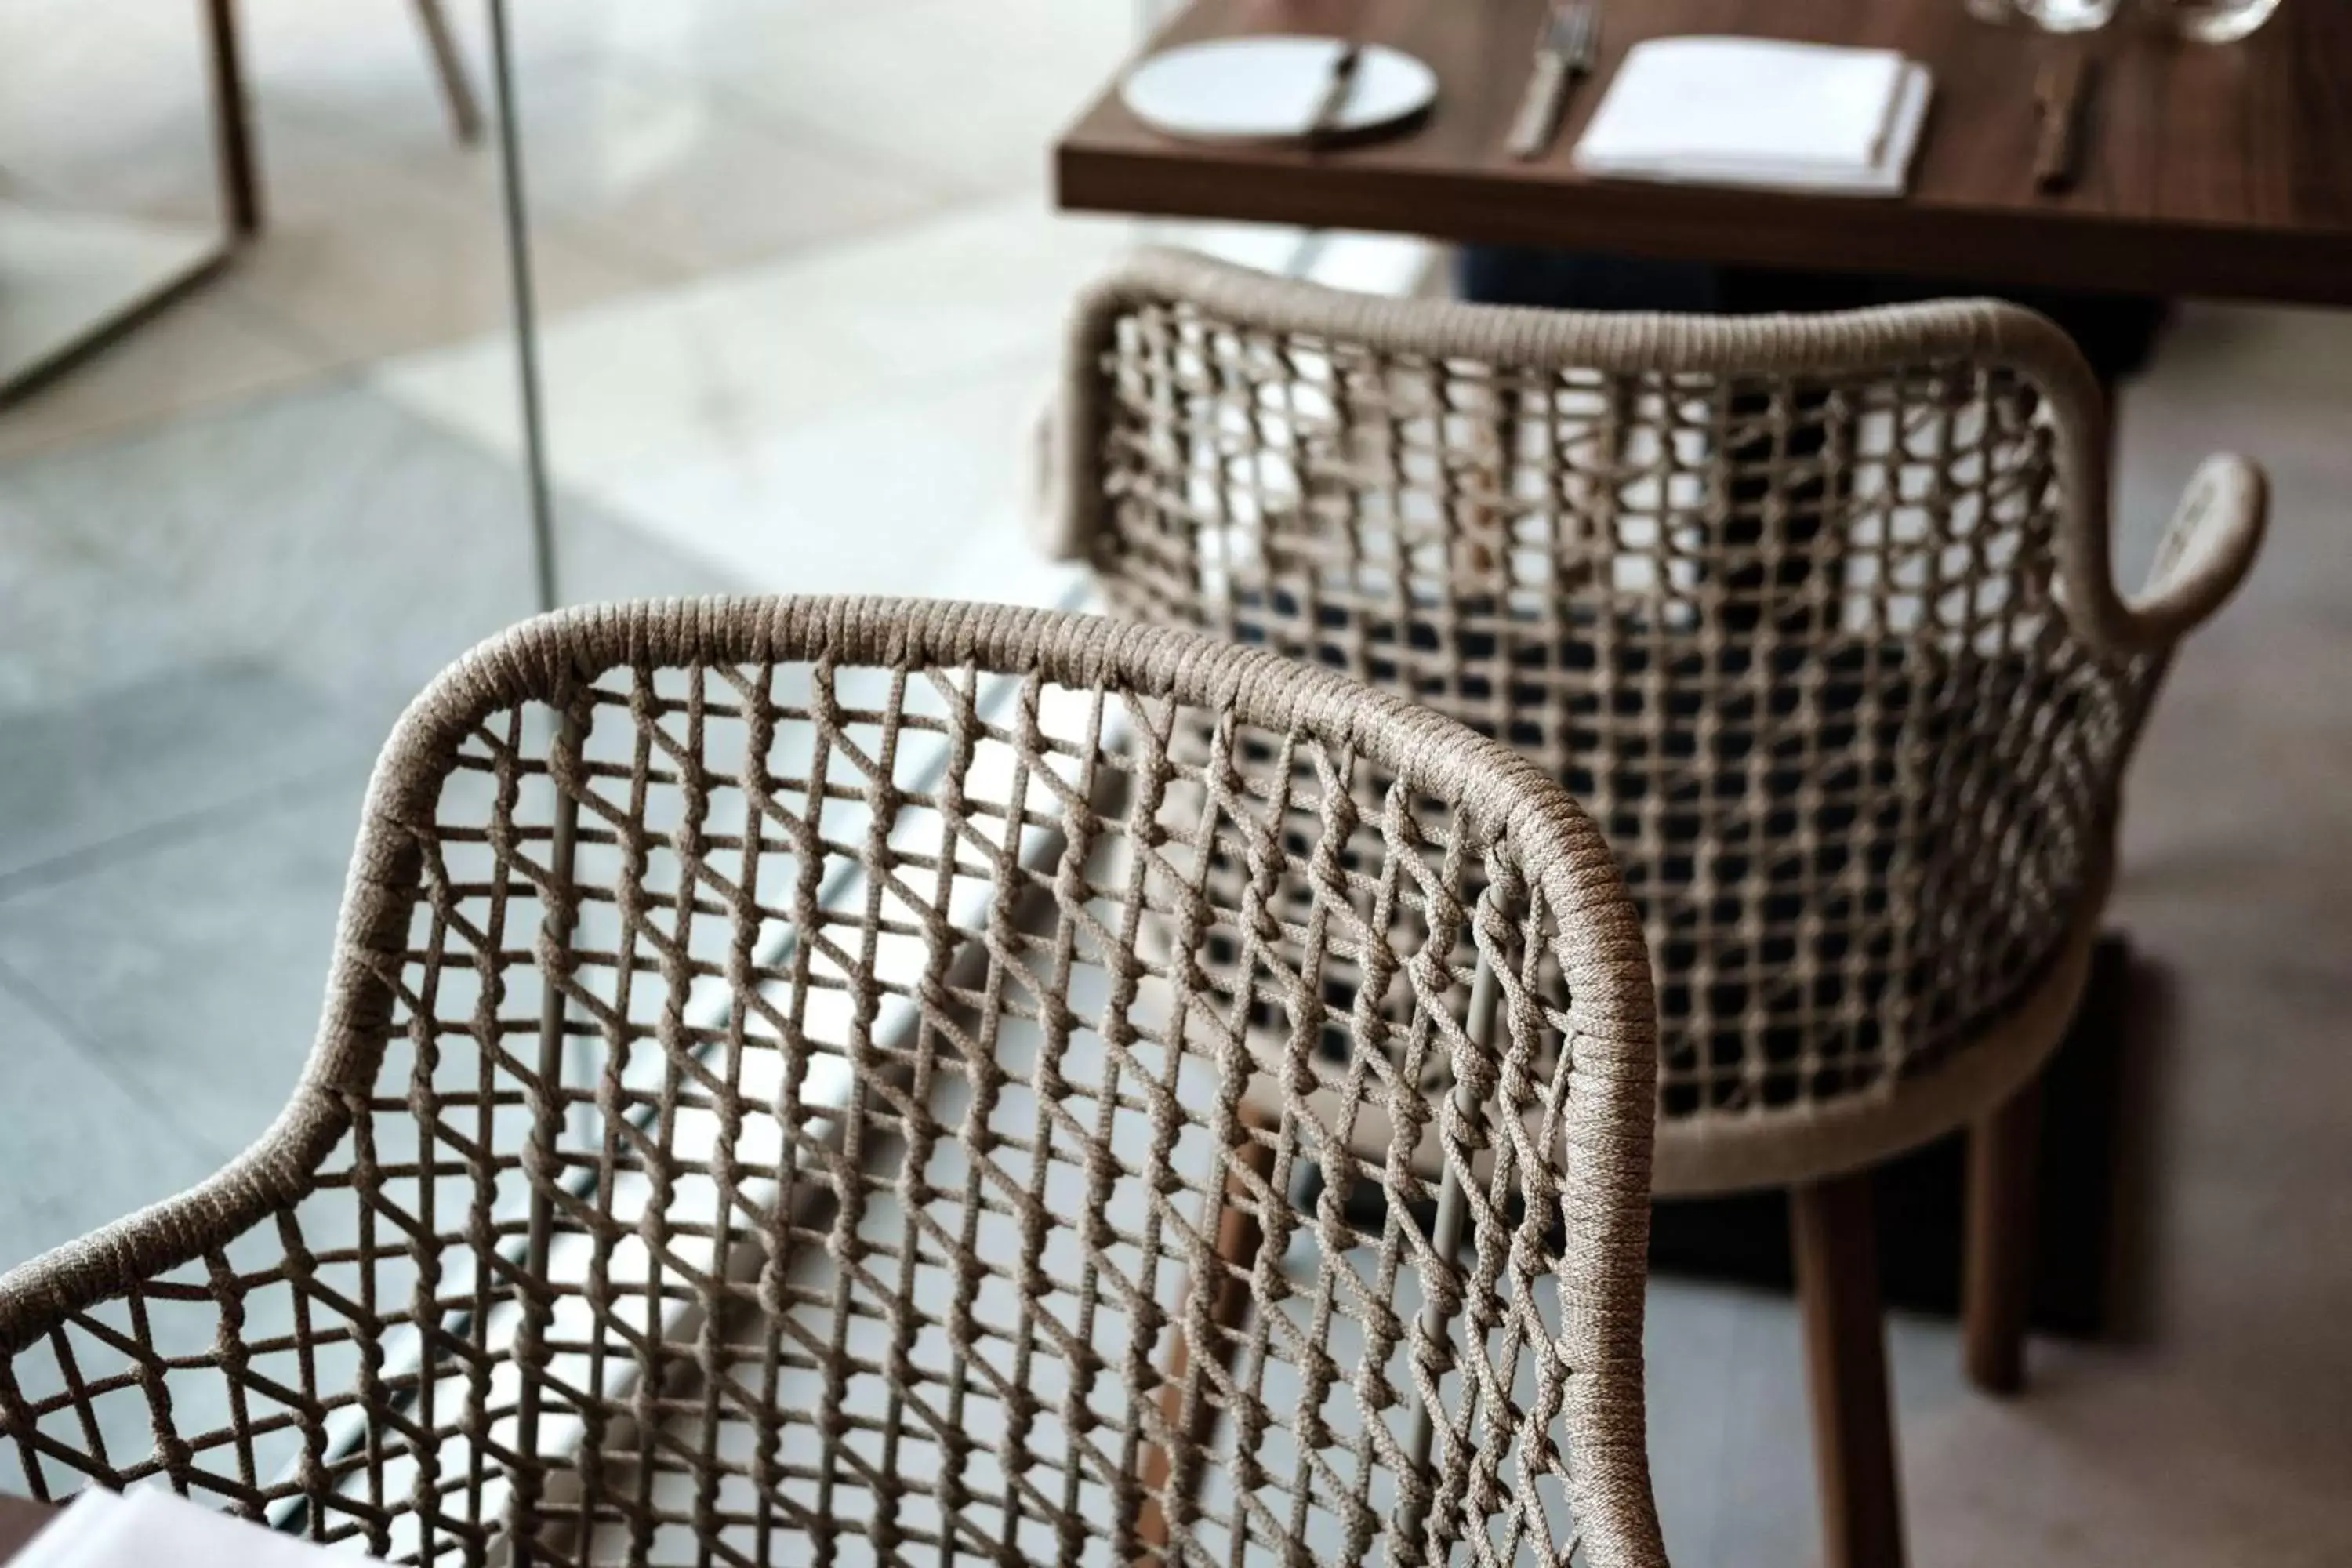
[[1044, 248, 2266, 1195], [0, 597, 1668, 1568]]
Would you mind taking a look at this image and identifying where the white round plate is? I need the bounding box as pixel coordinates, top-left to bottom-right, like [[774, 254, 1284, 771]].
[[1120, 37, 1438, 144]]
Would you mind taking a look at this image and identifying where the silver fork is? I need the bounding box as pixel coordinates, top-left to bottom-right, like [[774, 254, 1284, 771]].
[[1506, 0, 1600, 161]]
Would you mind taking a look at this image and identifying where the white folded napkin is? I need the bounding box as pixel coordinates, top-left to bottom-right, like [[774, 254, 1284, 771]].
[[1573, 37, 1933, 198]]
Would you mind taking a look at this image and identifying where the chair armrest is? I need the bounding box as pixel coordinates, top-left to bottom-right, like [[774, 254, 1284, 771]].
[[2120, 454, 2268, 647], [1025, 390, 1091, 563]]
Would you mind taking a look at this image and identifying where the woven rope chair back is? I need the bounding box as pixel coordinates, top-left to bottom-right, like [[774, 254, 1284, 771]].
[[0, 599, 1666, 1568], [1048, 251, 2181, 1189]]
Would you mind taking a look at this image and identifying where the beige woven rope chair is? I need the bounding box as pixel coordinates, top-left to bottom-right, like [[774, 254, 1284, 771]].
[[0, 597, 1670, 1568], [1040, 250, 2268, 1568]]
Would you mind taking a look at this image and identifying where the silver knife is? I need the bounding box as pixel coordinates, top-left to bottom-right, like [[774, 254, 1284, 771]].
[[1305, 38, 1363, 143], [1507, 1, 1599, 161]]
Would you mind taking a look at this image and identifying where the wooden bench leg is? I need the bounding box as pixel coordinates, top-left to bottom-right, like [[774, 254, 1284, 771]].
[[1134, 1116, 1276, 1563], [1964, 1074, 2044, 1394], [1793, 1169, 1907, 1568]]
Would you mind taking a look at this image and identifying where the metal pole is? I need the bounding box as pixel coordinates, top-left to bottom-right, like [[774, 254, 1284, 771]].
[[487, 0, 561, 613]]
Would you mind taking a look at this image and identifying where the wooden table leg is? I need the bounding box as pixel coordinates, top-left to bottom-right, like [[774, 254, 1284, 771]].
[[1964, 1073, 2045, 1393], [1134, 1116, 1277, 1563], [201, 0, 262, 237], [1793, 1169, 1907, 1568]]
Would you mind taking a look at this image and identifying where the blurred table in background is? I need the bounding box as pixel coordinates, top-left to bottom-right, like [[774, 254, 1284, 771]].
[[0, 0, 255, 406], [1059, 0, 2352, 307], [2, 0, 478, 406]]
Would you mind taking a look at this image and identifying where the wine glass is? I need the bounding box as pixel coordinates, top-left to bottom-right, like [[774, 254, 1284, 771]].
[[2013, 0, 2122, 31], [2143, 0, 2283, 42]]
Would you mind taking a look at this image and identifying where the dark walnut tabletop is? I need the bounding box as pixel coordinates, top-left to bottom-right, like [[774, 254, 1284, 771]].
[[1056, 0, 2352, 306]]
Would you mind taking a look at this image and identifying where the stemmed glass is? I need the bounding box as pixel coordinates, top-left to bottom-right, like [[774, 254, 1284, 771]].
[[1970, 0, 2282, 37]]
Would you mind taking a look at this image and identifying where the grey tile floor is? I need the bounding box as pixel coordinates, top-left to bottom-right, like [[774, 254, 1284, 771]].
[[0, 979, 217, 1258], [0, 382, 735, 1237]]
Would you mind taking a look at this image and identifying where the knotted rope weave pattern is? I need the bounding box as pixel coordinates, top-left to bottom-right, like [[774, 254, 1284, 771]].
[[0, 597, 1666, 1568], [1051, 251, 2259, 1193]]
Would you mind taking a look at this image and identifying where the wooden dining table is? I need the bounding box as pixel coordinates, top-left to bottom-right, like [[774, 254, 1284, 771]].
[[1057, 0, 2352, 308]]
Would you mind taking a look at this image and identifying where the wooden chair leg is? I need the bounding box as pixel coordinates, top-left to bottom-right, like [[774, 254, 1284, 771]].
[[1964, 1074, 2044, 1394], [410, 0, 485, 145], [1792, 1169, 1907, 1568], [1134, 1116, 1276, 1562]]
